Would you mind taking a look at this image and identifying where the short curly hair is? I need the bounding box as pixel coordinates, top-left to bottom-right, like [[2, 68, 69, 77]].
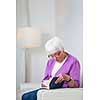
[[45, 37, 64, 55]]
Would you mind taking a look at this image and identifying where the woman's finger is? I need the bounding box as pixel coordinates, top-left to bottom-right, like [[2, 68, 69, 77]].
[[55, 77, 63, 84]]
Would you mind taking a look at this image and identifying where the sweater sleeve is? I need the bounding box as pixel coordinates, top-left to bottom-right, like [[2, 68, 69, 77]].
[[42, 60, 50, 81], [69, 60, 80, 88]]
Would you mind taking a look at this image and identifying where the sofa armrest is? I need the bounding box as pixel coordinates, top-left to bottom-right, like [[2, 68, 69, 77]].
[[16, 83, 83, 100], [37, 88, 83, 100]]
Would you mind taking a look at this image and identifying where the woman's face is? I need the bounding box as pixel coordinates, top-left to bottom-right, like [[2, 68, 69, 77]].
[[48, 50, 66, 62]]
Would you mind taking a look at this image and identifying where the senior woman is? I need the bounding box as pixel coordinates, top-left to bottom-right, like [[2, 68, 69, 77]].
[[22, 37, 80, 100], [41, 36, 80, 88]]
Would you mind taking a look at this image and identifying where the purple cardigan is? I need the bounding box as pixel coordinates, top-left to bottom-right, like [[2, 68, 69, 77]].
[[42, 54, 80, 88]]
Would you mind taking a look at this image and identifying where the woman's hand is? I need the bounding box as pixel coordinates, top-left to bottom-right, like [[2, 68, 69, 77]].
[[55, 73, 75, 88], [55, 73, 71, 84], [41, 79, 51, 88], [41, 83, 47, 87]]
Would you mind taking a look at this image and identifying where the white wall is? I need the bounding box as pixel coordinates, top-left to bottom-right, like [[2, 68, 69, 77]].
[[29, 0, 56, 34], [16, 0, 83, 90], [16, 0, 56, 90], [55, 0, 83, 87]]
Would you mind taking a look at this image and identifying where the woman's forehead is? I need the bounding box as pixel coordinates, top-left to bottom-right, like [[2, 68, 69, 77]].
[[49, 50, 62, 56]]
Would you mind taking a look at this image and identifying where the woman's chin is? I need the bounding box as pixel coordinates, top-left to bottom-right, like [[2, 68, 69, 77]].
[[56, 59, 62, 63]]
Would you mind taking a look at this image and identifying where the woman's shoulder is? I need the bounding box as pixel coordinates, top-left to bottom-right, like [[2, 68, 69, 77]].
[[67, 53, 80, 63], [48, 58, 55, 62]]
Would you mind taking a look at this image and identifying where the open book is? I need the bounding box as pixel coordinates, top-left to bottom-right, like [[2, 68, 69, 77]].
[[41, 78, 53, 89], [41, 77, 65, 89]]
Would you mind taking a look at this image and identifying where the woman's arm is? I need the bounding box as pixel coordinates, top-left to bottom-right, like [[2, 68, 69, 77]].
[[55, 61, 80, 88]]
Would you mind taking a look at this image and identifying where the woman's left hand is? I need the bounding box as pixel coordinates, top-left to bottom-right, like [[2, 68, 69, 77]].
[[55, 73, 71, 84]]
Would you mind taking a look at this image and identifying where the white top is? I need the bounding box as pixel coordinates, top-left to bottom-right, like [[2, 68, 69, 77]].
[[51, 57, 67, 77]]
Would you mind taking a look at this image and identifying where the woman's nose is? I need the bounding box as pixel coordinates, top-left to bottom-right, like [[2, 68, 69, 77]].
[[53, 56, 59, 60]]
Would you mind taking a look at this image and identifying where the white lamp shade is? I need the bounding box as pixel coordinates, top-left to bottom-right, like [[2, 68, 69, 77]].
[[17, 27, 41, 48]]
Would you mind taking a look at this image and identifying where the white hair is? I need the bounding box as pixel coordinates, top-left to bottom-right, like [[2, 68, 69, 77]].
[[45, 37, 64, 55]]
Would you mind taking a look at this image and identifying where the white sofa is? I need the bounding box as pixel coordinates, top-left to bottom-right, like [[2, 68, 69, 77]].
[[16, 83, 83, 100], [37, 88, 82, 100]]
